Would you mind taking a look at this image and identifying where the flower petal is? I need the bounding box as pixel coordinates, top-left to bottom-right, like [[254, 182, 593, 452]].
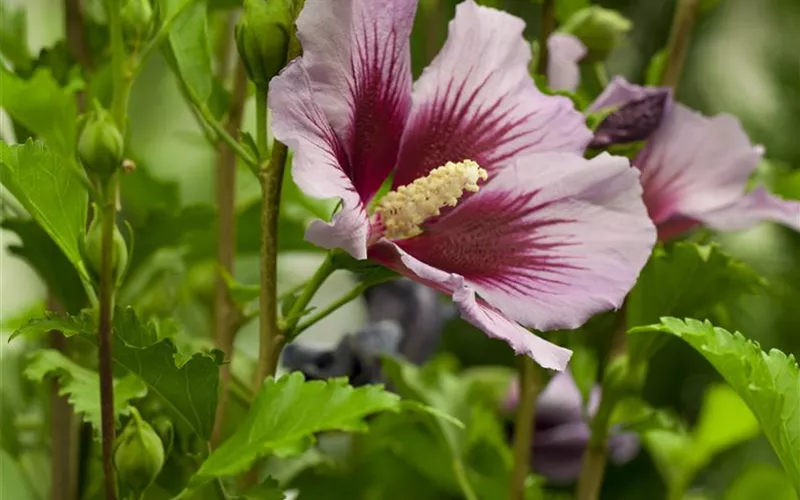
[[547, 33, 586, 92], [697, 187, 800, 232], [393, 0, 590, 187], [369, 241, 572, 370], [269, 61, 370, 259], [396, 153, 656, 331], [635, 104, 763, 230], [296, 0, 417, 200]]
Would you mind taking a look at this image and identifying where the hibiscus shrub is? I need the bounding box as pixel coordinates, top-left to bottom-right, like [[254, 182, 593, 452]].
[[2, 0, 799, 499]]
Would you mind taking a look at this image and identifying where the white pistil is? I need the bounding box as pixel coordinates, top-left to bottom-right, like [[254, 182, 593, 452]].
[[376, 160, 488, 240]]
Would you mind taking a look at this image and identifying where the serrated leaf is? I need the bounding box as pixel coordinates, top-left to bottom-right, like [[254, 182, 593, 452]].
[[12, 307, 223, 440], [0, 140, 88, 269], [626, 243, 763, 363], [165, 2, 213, 105], [634, 318, 800, 491], [0, 68, 78, 155], [190, 373, 400, 487], [24, 349, 147, 431]]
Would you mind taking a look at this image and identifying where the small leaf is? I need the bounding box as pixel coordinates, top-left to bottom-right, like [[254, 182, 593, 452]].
[[0, 68, 78, 155], [165, 1, 213, 105], [24, 349, 147, 431], [645, 49, 667, 86], [190, 373, 400, 487], [221, 270, 260, 308], [610, 398, 687, 434], [634, 318, 800, 491], [724, 464, 798, 500], [0, 140, 88, 269], [626, 243, 763, 364], [554, 0, 590, 22], [0, 6, 32, 71], [236, 478, 284, 500], [692, 384, 759, 462]]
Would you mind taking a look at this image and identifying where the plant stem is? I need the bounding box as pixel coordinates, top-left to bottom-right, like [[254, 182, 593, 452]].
[[211, 60, 248, 448], [293, 283, 370, 336], [135, 0, 200, 75], [97, 175, 120, 500], [253, 86, 286, 391], [536, 0, 556, 77], [575, 307, 628, 500], [661, 0, 701, 90], [510, 357, 541, 500], [452, 458, 479, 500], [282, 252, 337, 334]]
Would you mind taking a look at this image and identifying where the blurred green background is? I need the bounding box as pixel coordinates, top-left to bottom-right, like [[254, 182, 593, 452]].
[[1, 0, 799, 499]]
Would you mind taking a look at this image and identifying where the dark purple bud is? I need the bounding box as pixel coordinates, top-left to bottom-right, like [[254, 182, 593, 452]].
[[590, 91, 670, 148]]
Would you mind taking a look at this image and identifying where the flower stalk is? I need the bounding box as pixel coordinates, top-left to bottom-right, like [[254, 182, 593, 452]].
[[536, 0, 556, 76], [510, 357, 542, 500], [253, 29, 303, 391], [661, 0, 701, 89]]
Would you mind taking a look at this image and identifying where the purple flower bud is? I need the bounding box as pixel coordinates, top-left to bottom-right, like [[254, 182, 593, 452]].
[[589, 91, 670, 149], [504, 371, 640, 484]]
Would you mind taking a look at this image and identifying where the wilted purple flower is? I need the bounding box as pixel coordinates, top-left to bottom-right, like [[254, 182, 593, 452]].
[[504, 371, 640, 483], [589, 91, 671, 148], [283, 279, 454, 384], [590, 78, 800, 240], [269, 0, 656, 370]]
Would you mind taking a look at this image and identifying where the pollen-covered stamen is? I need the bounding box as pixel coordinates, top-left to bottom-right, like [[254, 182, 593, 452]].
[[376, 160, 488, 240]]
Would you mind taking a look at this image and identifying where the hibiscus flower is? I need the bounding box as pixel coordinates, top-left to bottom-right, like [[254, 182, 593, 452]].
[[269, 0, 656, 370]]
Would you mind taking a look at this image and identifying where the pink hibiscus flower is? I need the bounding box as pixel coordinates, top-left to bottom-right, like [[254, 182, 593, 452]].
[[269, 0, 656, 370]]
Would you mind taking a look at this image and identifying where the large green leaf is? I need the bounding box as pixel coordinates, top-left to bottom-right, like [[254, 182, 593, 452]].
[[725, 464, 798, 500], [0, 449, 35, 500], [0, 6, 32, 71], [0, 140, 88, 269], [626, 243, 763, 363], [189, 372, 400, 487], [0, 68, 78, 155], [12, 307, 223, 440], [24, 349, 147, 431], [634, 318, 800, 491]]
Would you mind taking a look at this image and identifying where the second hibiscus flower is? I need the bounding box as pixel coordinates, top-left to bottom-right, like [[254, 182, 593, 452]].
[[269, 0, 656, 370]]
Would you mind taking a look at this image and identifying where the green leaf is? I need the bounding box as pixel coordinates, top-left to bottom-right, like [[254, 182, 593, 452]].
[[0, 140, 88, 269], [692, 384, 759, 461], [190, 373, 400, 486], [634, 318, 800, 491], [220, 270, 259, 308], [24, 349, 147, 431], [0, 5, 33, 71], [12, 308, 223, 440], [0, 68, 78, 155], [724, 464, 798, 500], [626, 243, 763, 363], [0, 449, 35, 500], [555, 0, 590, 22], [645, 49, 667, 86], [165, 2, 214, 105], [236, 478, 284, 500]]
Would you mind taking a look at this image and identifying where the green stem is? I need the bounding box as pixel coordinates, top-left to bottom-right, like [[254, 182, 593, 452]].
[[575, 307, 629, 500], [510, 357, 541, 500], [293, 282, 370, 337], [281, 252, 337, 335], [452, 459, 479, 500], [535, 0, 556, 77], [661, 0, 701, 90], [97, 175, 120, 500], [594, 61, 610, 88], [253, 88, 288, 391]]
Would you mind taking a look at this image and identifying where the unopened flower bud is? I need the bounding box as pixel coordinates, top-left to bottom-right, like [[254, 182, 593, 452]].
[[235, 0, 292, 91], [590, 91, 670, 148], [78, 105, 124, 177], [114, 408, 165, 493], [121, 0, 155, 47], [560, 6, 632, 61], [83, 210, 129, 284]]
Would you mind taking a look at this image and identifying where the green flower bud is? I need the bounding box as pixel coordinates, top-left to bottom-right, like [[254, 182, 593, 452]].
[[83, 210, 129, 284], [150, 416, 174, 456], [121, 0, 155, 47], [560, 6, 632, 62], [235, 0, 293, 91], [114, 408, 165, 493], [78, 105, 124, 176]]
